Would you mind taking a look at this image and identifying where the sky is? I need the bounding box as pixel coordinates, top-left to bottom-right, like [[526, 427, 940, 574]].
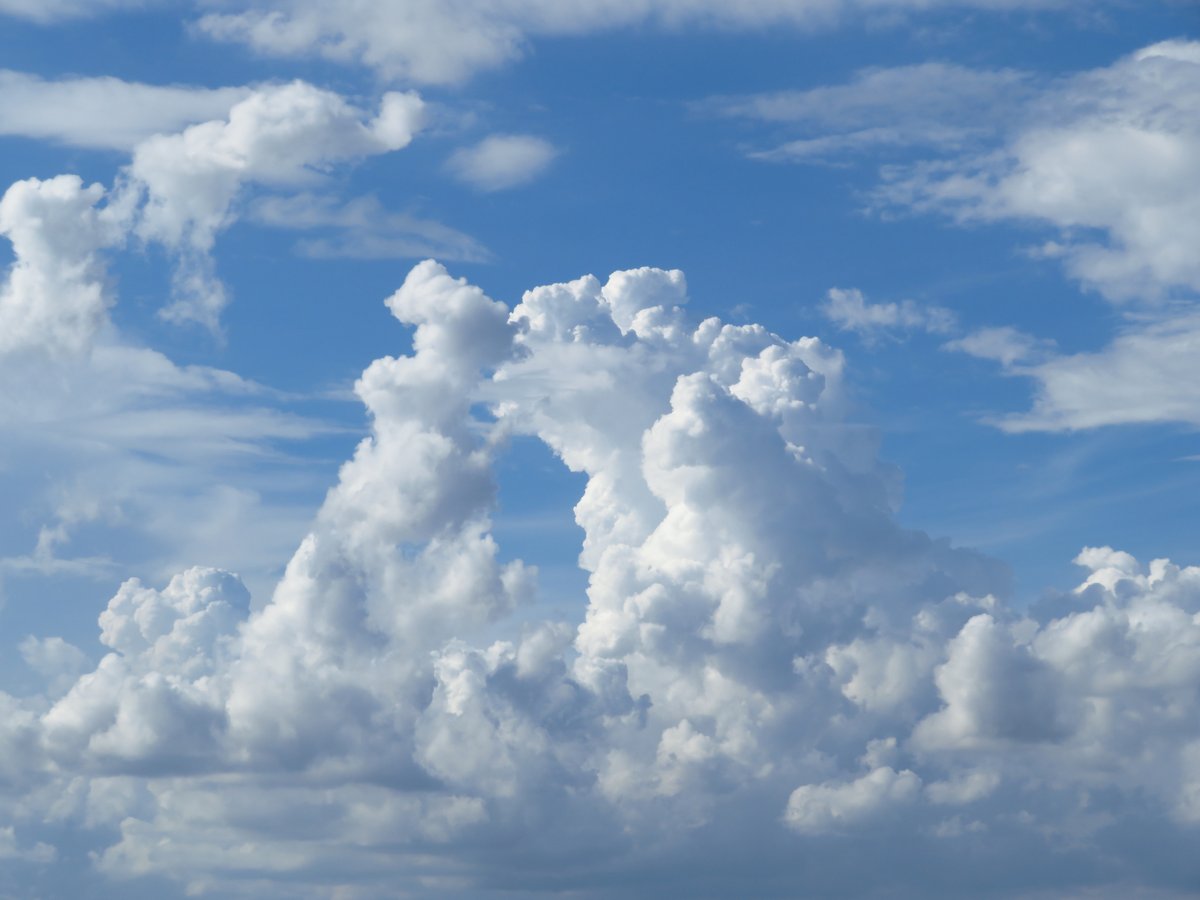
[[1, 1, 1199, 897]]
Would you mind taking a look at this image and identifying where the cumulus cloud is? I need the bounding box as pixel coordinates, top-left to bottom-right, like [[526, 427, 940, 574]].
[[0, 174, 126, 356], [3, 261, 1198, 897], [3, 75, 432, 332], [125, 81, 425, 329], [191, 0, 1088, 85], [0, 71, 250, 151], [446, 134, 558, 192]]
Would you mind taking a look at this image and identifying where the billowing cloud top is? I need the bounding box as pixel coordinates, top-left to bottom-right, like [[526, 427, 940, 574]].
[[4, 260, 1198, 897]]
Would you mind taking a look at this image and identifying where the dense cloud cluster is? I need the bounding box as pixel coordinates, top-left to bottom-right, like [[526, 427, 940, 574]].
[[1, 260, 1197, 897], [0, 5, 1196, 896]]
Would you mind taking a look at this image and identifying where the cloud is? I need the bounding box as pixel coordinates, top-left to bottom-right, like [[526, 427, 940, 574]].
[[192, 0, 1088, 86], [824, 286, 956, 339], [0, 71, 250, 151], [708, 62, 1032, 163], [0, 0, 154, 23], [0, 174, 336, 605], [724, 41, 1200, 432], [877, 40, 1200, 303], [0, 79, 432, 334], [949, 314, 1200, 431], [0, 175, 126, 356], [125, 81, 425, 330], [3, 261, 1198, 897], [446, 134, 558, 192], [250, 193, 492, 262]]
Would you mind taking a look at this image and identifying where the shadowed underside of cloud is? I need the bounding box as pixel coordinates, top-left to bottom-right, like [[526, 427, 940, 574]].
[[2, 260, 1198, 898]]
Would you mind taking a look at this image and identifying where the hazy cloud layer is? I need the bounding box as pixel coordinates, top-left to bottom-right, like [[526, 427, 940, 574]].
[[191, 0, 1089, 85], [2, 261, 1197, 897]]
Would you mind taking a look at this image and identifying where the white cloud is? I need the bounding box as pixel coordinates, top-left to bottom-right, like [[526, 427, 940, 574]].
[[125, 81, 425, 330], [0, 0, 153, 23], [446, 134, 557, 192], [192, 0, 1085, 85], [0, 175, 126, 356], [878, 41, 1200, 303], [733, 41, 1200, 431], [0, 173, 336, 605], [709, 62, 1031, 162], [824, 286, 956, 339], [0, 71, 250, 151], [720, 42, 1200, 306], [2, 261, 1197, 897]]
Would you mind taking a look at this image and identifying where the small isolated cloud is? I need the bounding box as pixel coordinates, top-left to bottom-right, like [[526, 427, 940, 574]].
[[446, 134, 557, 191], [823, 287, 956, 339]]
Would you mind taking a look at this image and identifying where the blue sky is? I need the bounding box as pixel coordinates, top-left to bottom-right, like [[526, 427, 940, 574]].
[[1, 2, 1199, 897]]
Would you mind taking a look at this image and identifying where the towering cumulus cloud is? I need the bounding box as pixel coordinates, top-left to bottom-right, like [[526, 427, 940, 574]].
[[5, 262, 1199, 897]]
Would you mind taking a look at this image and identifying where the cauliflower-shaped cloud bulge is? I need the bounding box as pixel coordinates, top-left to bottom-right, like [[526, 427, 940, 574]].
[[6, 262, 1200, 898]]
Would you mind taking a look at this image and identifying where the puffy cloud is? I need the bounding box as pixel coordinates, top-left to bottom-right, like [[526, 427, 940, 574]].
[[786, 765, 921, 834], [0, 71, 250, 151], [1, 79, 429, 333], [0, 175, 127, 356], [446, 134, 558, 191], [126, 81, 425, 329], [4, 262, 1198, 897]]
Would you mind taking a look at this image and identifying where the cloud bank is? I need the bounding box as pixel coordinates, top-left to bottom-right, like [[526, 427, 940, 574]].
[[3, 261, 1198, 898]]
